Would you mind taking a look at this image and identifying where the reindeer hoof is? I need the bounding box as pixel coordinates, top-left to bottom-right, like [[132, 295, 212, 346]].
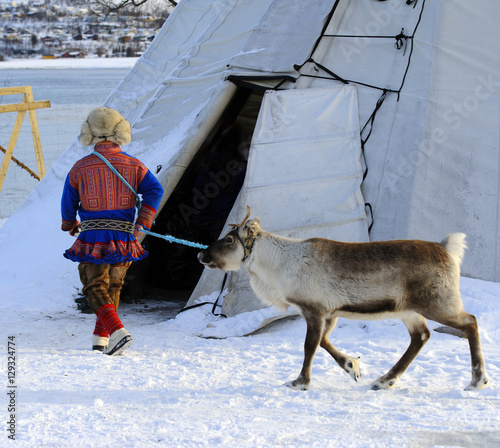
[[284, 380, 309, 391], [464, 374, 491, 391], [371, 377, 397, 390], [346, 357, 361, 382]]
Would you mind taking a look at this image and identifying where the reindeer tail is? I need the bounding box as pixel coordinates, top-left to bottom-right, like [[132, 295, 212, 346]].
[[441, 233, 467, 266]]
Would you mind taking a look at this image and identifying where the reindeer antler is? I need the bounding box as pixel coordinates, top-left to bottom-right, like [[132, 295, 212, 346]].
[[229, 205, 251, 228]]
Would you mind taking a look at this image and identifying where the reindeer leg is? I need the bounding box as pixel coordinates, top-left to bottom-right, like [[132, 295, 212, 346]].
[[320, 317, 361, 382], [285, 311, 323, 391], [431, 310, 490, 390], [372, 313, 430, 390]]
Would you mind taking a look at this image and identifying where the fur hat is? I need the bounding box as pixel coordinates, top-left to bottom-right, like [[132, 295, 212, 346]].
[[79, 107, 132, 146]]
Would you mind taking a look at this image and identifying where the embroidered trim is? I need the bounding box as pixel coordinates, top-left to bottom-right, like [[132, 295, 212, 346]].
[[62, 218, 78, 232], [81, 219, 134, 233], [64, 239, 147, 264], [136, 203, 156, 230]]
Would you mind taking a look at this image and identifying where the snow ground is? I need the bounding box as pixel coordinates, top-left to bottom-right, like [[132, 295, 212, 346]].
[[0, 58, 499, 447], [1, 274, 499, 447]]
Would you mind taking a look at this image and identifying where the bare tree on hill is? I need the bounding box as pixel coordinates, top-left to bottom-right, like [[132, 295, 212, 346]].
[[75, 0, 177, 15]]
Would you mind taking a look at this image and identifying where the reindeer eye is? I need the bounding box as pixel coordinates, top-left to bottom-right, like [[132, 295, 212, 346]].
[[224, 236, 234, 244]]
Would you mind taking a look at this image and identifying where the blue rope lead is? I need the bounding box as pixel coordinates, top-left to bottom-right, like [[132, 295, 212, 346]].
[[139, 228, 208, 249], [91, 151, 207, 249]]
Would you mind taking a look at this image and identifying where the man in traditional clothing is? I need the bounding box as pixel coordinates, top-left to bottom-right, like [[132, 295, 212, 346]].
[[61, 107, 164, 355]]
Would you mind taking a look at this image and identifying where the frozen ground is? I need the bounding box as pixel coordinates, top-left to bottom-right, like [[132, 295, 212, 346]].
[[1, 58, 499, 447], [0, 276, 499, 447]]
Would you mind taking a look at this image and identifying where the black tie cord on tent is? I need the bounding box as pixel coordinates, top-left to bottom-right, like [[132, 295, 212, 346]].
[[397, 0, 426, 97], [308, 0, 342, 61], [298, 0, 427, 100], [304, 59, 399, 96], [365, 203, 374, 233], [177, 273, 228, 318], [322, 28, 410, 55], [360, 89, 388, 181], [295, 0, 427, 235]]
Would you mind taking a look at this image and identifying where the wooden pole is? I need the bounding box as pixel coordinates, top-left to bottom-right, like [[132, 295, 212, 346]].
[[25, 87, 46, 179], [0, 144, 41, 181], [0, 109, 26, 192], [0, 86, 50, 193]]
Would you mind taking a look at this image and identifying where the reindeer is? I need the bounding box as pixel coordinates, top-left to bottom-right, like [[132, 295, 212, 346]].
[[198, 206, 490, 391]]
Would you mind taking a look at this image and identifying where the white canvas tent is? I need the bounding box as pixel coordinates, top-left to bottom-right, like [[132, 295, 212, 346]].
[[1, 0, 499, 330]]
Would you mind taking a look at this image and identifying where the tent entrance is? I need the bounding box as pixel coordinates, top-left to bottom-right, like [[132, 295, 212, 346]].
[[189, 84, 370, 321], [123, 86, 265, 302]]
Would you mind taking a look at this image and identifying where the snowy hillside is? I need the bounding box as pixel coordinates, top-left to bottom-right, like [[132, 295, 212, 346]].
[[0, 0, 169, 59]]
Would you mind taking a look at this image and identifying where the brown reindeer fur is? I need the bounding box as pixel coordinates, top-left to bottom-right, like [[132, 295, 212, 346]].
[[198, 215, 490, 391]]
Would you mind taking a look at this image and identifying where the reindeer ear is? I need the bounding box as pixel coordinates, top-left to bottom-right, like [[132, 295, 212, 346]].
[[254, 217, 260, 224], [243, 219, 261, 238]]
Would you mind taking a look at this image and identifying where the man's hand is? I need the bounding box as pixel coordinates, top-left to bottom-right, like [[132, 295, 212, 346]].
[[69, 221, 81, 237], [134, 224, 144, 239]]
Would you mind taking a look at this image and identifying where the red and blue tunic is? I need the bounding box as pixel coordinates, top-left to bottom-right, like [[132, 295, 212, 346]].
[[61, 142, 164, 264]]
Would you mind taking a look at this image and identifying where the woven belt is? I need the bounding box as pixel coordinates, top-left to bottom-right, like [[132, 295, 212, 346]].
[[80, 219, 135, 234]]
